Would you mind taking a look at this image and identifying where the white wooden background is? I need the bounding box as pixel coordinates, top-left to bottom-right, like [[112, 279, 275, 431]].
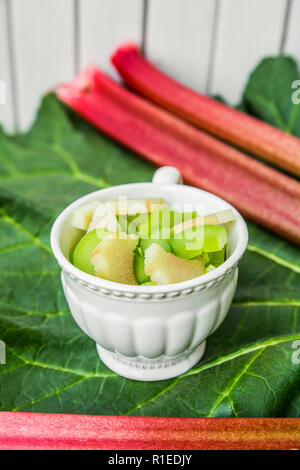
[[0, 0, 299, 132]]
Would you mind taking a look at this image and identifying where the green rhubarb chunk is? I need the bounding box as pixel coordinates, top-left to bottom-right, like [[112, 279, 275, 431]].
[[171, 210, 197, 227], [125, 215, 140, 235], [152, 207, 196, 229], [208, 246, 226, 266], [137, 213, 151, 237], [152, 206, 172, 229], [137, 246, 144, 257], [203, 225, 228, 252], [171, 224, 227, 259], [71, 228, 109, 275], [192, 252, 210, 264], [134, 252, 150, 284], [170, 226, 204, 259], [138, 210, 168, 238], [117, 214, 129, 233], [140, 236, 172, 254], [137, 207, 197, 238], [134, 234, 172, 283], [205, 264, 217, 273]]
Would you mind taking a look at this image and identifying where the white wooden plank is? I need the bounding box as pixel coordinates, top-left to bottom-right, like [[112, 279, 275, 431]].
[[0, 0, 15, 132], [10, 0, 75, 130], [79, 0, 144, 79], [145, 0, 217, 93], [210, 0, 288, 104], [284, 0, 300, 65]]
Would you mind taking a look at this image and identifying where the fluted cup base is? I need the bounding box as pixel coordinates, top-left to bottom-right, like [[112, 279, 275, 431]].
[[96, 341, 206, 381]]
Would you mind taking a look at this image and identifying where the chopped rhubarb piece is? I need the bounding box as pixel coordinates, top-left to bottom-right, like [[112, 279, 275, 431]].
[[173, 209, 234, 235], [57, 66, 300, 245], [72, 201, 100, 231], [72, 228, 109, 275], [106, 198, 163, 215], [144, 243, 205, 285], [112, 42, 300, 177], [91, 233, 139, 285]]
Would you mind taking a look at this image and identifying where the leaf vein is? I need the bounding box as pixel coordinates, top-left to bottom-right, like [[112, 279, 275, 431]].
[[8, 347, 116, 379], [208, 348, 265, 417], [0, 209, 51, 254], [247, 243, 300, 273], [125, 333, 300, 415]]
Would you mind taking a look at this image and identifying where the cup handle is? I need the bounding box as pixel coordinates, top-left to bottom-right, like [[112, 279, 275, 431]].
[[152, 166, 183, 185]]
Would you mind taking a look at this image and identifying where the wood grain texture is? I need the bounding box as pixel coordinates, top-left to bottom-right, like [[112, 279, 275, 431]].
[[0, 0, 15, 132], [0, 0, 297, 131], [210, 0, 288, 104], [145, 0, 217, 93], [0, 412, 299, 450], [79, 0, 144, 79], [284, 0, 300, 64], [9, 0, 75, 130]]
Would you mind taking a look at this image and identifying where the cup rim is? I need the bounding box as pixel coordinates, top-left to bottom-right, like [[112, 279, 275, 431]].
[[50, 182, 248, 295]]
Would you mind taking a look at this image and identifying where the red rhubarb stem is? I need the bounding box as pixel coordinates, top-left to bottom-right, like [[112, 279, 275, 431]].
[[1, 412, 299, 450], [111, 42, 300, 177], [57, 66, 300, 245]]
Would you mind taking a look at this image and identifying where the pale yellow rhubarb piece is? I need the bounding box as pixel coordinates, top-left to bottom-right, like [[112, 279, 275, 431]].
[[88, 203, 120, 233], [72, 202, 100, 231], [173, 209, 234, 235], [91, 233, 139, 285], [144, 243, 205, 285], [105, 198, 164, 216]]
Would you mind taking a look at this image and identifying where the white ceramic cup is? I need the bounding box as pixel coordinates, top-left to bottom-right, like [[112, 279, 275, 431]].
[[51, 166, 248, 381]]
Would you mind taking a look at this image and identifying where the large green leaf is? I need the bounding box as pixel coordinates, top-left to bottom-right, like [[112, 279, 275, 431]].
[[0, 57, 300, 417], [242, 55, 300, 136]]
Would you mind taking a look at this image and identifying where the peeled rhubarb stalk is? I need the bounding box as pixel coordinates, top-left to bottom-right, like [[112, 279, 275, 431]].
[[57, 66, 300, 245], [112, 42, 300, 177]]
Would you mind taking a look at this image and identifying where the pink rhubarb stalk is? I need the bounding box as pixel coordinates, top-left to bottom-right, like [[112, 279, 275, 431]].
[[0, 412, 299, 450], [57, 66, 300, 245], [112, 42, 300, 177]]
